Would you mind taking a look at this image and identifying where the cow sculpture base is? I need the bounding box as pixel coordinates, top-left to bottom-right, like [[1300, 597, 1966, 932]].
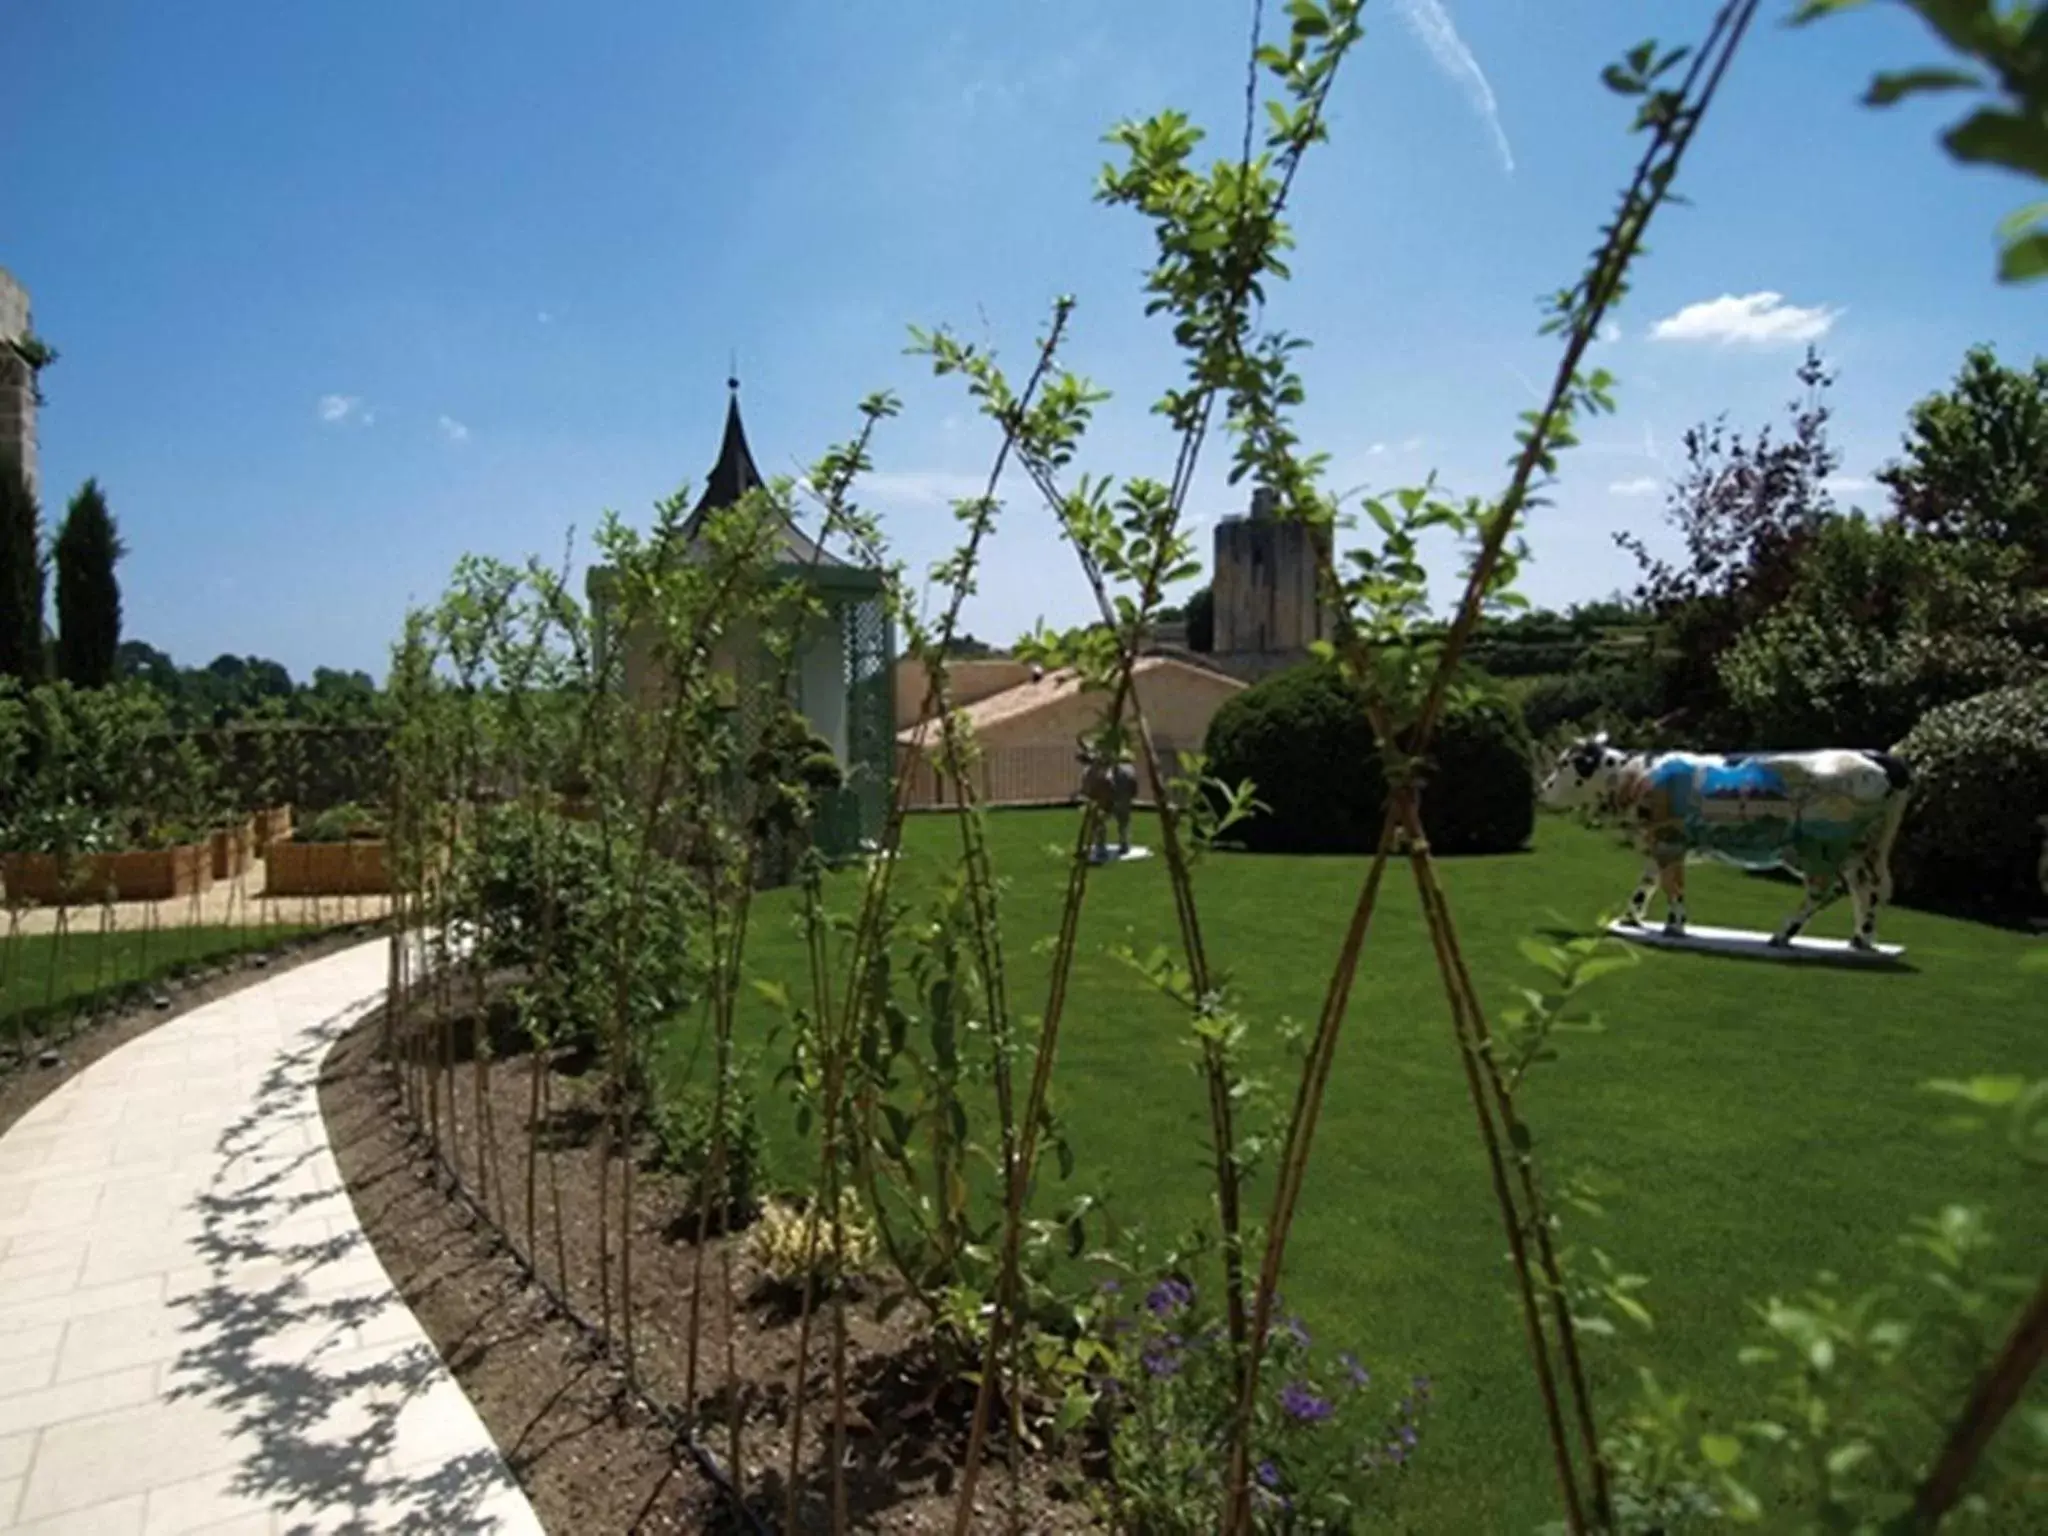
[[1606, 919, 1903, 964]]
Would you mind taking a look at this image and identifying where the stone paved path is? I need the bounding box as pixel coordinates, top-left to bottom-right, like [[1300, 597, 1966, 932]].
[[0, 939, 543, 1535]]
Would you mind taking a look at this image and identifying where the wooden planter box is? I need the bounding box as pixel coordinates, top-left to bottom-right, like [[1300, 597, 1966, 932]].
[[210, 820, 256, 879], [264, 838, 391, 896], [251, 807, 293, 853], [2, 845, 212, 905]]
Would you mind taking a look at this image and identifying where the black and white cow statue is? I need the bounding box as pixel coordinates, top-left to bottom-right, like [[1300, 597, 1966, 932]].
[[1537, 734, 1914, 952], [1077, 741, 1139, 862]]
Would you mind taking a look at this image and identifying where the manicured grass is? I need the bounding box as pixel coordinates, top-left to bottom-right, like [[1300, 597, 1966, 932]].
[[673, 809, 2047, 1531], [1, 922, 317, 1046]]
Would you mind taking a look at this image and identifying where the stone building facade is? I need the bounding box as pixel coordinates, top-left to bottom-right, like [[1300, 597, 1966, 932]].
[[0, 267, 36, 501], [1209, 486, 1333, 681]]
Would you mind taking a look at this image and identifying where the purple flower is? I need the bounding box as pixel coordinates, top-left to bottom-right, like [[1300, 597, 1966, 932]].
[[1142, 1334, 1185, 1379], [1145, 1277, 1194, 1317], [1385, 1439, 1410, 1467], [1412, 1374, 1433, 1400], [1256, 1460, 1282, 1490], [1340, 1351, 1370, 1389], [1279, 1314, 1311, 1348], [1278, 1380, 1334, 1424], [1099, 1278, 1123, 1295], [1398, 1424, 1419, 1449]]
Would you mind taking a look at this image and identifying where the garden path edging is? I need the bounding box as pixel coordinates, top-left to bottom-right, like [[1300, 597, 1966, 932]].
[[0, 936, 542, 1534]]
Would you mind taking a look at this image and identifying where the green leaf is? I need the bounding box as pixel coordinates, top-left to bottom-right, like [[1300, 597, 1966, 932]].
[[1999, 229, 2048, 284], [1924, 1074, 2025, 1107], [1517, 936, 1570, 979], [1863, 66, 1982, 106], [1700, 1432, 1743, 1469], [1943, 108, 2048, 179], [1825, 1441, 1873, 1477]]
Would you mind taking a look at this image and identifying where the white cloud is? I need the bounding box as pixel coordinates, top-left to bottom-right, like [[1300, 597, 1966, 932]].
[[537, 310, 554, 325], [1599, 321, 1622, 344], [861, 469, 995, 507], [317, 393, 363, 424], [1367, 442, 1389, 456], [1609, 476, 1661, 497], [1825, 474, 1874, 495], [1395, 0, 1514, 174], [437, 415, 470, 443], [1649, 292, 1839, 346]]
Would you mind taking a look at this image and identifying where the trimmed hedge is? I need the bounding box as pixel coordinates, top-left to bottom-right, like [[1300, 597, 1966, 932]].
[[1203, 661, 1536, 855], [1892, 680, 2048, 915], [1515, 667, 1660, 742]]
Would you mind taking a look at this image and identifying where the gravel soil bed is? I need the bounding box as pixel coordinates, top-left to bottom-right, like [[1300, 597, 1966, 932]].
[[319, 977, 1099, 1533]]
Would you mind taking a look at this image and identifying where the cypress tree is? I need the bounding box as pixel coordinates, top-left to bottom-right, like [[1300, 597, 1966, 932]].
[[0, 454, 43, 686], [55, 477, 125, 686]]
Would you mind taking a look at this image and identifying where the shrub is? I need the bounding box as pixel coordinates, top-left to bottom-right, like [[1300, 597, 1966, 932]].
[[1514, 667, 1661, 745], [1891, 680, 2048, 915], [452, 804, 702, 1062], [649, 1076, 764, 1231], [744, 1191, 878, 1291], [1716, 515, 2047, 750], [1203, 661, 1535, 855], [296, 802, 382, 843]]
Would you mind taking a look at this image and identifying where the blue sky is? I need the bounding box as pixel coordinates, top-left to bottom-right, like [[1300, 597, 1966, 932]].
[[5, 0, 2040, 680]]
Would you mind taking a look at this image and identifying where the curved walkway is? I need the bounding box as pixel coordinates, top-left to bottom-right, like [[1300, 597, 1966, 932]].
[[0, 939, 542, 1535]]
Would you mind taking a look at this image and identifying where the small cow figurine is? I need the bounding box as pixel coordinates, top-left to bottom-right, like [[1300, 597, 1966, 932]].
[[1077, 740, 1139, 862], [1538, 733, 1914, 952]]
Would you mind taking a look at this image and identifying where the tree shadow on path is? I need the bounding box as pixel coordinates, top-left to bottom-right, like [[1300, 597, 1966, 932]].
[[164, 998, 528, 1535]]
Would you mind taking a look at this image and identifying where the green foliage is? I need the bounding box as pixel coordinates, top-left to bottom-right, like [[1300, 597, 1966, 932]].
[[1203, 660, 1535, 855], [1876, 344, 2048, 573], [1796, 0, 2048, 283], [1892, 679, 2048, 914], [1184, 583, 1214, 653], [53, 479, 124, 689], [1598, 1070, 2048, 1531], [1515, 667, 1662, 744], [649, 1068, 764, 1231], [0, 679, 173, 854], [0, 456, 43, 688], [113, 640, 384, 729], [294, 801, 381, 843], [452, 804, 703, 1061], [1717, 513, 2047, 750], [1423, 692, 1540, 855], [1093, 1253, 1432, 1534]]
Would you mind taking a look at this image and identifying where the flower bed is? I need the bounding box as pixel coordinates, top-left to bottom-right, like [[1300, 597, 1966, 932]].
[[1, 845, 214, 904], [263, 838, 390, 896]]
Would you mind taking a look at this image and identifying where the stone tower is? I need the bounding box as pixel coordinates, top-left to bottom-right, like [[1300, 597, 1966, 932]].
[[0, 267, 36, 501], [1210, 486, 1333, 680]]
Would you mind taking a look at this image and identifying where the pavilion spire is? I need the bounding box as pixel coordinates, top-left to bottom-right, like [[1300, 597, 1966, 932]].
[[686, 373, 766, 531]]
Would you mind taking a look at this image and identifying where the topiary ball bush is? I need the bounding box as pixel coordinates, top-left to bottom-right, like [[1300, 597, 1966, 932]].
[[1203, 661, 1536, 855], [1891, 680, 2048, 917], [1425, 693, 1540, 854]]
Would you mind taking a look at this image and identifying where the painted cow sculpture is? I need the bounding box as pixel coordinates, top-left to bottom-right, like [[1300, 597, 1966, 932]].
[[1077, 742, 1139, 861], [1538, 734, 1914, 951]]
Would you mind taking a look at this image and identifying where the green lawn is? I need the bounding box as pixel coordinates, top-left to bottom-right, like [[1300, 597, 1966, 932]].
[[1, 922, 316, 1047], [674, 809, 2047, 1531]]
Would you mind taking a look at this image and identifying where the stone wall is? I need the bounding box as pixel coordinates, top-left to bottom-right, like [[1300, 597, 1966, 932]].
[[0, 267, 35, 502], [1212, 497, 1331, 663]]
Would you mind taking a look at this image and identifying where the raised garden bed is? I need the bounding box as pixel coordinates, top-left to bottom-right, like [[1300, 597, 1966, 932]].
[[210, 820, 256, 879], [263, 837, 391, 896], [250, 806, 293, 853], [2, 845, 214, 904]]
